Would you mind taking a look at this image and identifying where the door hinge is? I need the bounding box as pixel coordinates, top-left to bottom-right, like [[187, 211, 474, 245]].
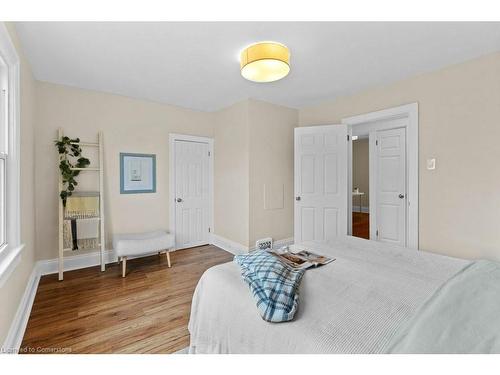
[[376, 229, 379, 237], [375, 140, 378, 146], [208, 151, 211, 156], [208, 227, 211, 233], [347, 134, 350, 141]]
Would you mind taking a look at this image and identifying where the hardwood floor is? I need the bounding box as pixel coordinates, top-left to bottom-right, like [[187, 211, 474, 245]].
[[20, 245, 233, 354], [352, 212, 369, 239]]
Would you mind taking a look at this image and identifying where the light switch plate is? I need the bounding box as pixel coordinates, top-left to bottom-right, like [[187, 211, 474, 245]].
[[427, 158, 436, 170]]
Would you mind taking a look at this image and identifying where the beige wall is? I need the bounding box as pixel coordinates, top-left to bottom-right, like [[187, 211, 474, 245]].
[[34, 85, 297, 258], [248, 99, 297, 245], [0, 24, 37, 344], [35, 82, 215, 260], [213, 99, 298, 248], [352, 138, 369, 209], [300, 51, 500, 261], [213, 101, 250, 246]]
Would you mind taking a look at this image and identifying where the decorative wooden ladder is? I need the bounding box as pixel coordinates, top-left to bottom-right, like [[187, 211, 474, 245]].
[[57, 128, 105, 281]]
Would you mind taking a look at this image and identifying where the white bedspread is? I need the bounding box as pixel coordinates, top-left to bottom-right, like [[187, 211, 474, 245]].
[[188, 236, 469, 354]]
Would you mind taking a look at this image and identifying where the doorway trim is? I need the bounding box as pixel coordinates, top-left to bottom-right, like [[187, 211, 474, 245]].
[[168, 133, 214, 250], [342, 103, 419, 249]]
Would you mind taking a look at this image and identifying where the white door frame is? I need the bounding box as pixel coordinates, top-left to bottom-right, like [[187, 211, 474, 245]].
[[169, 133, 214, 250], [342, 103, 419, 249]]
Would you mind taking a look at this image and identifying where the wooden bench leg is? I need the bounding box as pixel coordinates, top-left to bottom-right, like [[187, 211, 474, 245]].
[[122, 256, 127, 278], [158, 250, 172, 268]]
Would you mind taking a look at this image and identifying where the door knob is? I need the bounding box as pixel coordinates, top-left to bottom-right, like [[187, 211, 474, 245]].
[[295, 196, 301, 201], [176, 198, 183, 203], [398, 194, 405, 199]]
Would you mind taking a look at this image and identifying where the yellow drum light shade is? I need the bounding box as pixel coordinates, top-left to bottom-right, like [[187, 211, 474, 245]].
[[240, 42, 290, 83]]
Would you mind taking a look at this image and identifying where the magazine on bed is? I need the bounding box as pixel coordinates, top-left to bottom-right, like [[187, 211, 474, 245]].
[[268, 245, 335, 270]]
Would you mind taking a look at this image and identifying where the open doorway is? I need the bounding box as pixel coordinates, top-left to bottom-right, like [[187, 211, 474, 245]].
[[351, 136, 369, 239], [343, 103, 419, 249], [349, 120, 408, 247]]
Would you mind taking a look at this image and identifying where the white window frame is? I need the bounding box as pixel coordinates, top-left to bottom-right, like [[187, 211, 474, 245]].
[[0, 23, 23, 288]]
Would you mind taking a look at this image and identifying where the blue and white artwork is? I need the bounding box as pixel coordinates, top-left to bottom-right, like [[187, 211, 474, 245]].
[[120, 153, 156, 194]]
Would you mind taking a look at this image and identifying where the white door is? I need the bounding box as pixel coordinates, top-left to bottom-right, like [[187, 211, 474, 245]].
[[294, 125, 348, 243], [374, 127, 406, 246], [174, 140, 210, 249]]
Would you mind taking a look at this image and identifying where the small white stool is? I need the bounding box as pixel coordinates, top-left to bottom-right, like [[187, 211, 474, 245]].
[[113, 230, 175, 277]]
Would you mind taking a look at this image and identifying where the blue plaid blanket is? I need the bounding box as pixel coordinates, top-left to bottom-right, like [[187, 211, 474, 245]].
[[234, 250, 305, 323]]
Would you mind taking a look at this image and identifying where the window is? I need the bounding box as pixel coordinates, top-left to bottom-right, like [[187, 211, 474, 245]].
[[0, 55, 7, 252], [0, 23, 22, 288]]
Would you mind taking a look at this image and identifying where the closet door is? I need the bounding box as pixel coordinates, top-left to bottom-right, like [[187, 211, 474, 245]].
[[374, 127, 407, 246], [174, 140, 210, 249], [294, 125, 348, 243]]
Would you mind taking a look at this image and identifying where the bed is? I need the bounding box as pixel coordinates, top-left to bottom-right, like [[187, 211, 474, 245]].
[[188, 236, 500, 353]]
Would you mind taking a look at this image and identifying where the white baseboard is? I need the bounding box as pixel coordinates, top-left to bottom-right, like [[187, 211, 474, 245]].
[[211, 234, 248, 255], [37, 247, 176, 276], [1, 265, 40, 354], [37, 249, 117, 276], [352, 206, 369, 213]]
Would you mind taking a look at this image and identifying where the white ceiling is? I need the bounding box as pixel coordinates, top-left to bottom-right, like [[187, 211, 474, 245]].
[[15, 22, 500, 112]]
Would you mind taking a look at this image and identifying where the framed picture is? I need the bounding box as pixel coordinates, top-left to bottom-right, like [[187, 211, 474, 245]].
[[120, 153, 156, 194]]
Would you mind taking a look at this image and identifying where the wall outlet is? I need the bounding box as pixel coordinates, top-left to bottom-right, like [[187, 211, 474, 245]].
[[426, 158, 436, 170]]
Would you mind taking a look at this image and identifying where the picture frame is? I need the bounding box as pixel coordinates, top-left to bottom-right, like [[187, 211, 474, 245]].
[[120, 153, 156, 194]]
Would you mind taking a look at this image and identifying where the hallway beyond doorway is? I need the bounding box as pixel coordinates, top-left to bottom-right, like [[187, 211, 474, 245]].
[[352, 212, 369, 239]]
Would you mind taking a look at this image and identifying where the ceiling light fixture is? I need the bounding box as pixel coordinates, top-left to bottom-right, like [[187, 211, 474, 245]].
[[240, 41, 290, 83]]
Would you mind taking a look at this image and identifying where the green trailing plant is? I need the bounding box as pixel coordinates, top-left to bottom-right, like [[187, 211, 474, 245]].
[[55, 136, 91, 206]]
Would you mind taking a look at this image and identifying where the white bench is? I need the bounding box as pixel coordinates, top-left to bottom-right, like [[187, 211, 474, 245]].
[[113, 230, 175, 277]]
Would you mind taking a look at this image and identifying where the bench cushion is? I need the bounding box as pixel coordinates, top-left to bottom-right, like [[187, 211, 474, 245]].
[[113, 230, 175, 257]]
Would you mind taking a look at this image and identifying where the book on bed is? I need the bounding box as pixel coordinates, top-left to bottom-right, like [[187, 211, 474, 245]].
[[269, 246, 334, 270]]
